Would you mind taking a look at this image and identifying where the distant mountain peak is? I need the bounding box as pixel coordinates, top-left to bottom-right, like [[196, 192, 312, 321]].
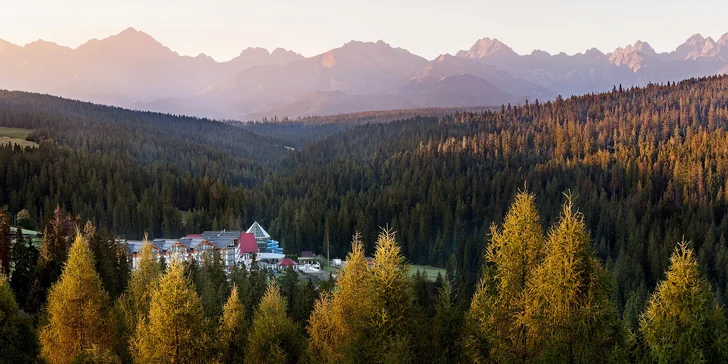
[[530, 49, 551, 57], [458, 37, 518, 59], [584, 47, 605, 57], [719, 33, 728, 46], [608, 41, 658, 71], [238, 47, 271, 57], [686, 33, 706, 46]]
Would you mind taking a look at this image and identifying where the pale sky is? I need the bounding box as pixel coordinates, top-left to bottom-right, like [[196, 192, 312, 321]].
[[1, 0, 727, 61]]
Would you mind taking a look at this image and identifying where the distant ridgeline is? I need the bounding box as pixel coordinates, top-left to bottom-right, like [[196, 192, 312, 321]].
[[3, 76, 728, 313]]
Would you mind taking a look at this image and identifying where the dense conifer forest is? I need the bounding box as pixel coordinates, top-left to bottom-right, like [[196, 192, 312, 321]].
[[1, 76, 728, 362]]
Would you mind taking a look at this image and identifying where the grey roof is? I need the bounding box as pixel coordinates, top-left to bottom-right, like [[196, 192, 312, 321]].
[[201, 230, 241, 239]]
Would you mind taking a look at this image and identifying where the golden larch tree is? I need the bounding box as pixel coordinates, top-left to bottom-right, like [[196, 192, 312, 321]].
[[307, 232, 374, 363], [132, 261, 210, 363], [640, 241, 728, 363], [523, 195, 622, 363], [218, 284, 247, 362], [465, 190, 545, 363], [246, 281, 305, 364], [39, 233, 114, 364]]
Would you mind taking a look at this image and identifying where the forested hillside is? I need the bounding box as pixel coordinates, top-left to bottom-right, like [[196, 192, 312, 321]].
[[4, 76, 728, 315], [0, 91, 287, 182], [247, 76, 728, 313]]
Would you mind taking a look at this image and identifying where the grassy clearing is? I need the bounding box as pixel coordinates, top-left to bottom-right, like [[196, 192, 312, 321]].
[[0, 126, 37, 148], [409, 264, 446, 281]]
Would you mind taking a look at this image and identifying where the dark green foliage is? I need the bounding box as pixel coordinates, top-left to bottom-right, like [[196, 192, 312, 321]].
[[83, 222, 129, 299], [0, 274, 39, 363], [9, 227, 38, 310], [16, 209, 37, 231], [230, 255, 270, 322], [197, 250, 231, 319], [0, 209, 10, 274]]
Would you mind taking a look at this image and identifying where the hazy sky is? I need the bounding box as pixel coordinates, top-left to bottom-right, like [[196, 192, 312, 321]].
[[1, 0, 727, 61]]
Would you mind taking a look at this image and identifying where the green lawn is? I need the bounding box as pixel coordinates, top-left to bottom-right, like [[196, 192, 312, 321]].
[[409, 264, 446, 281], [0, 126, 38, 148]]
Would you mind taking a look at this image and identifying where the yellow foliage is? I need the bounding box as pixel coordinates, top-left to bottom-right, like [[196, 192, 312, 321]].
[[246, 281, 304, 364], [218, 284, 247, 362], [39, 233, 113, 364], [132, 261, 209, 363], [640, 241, 728, 363]]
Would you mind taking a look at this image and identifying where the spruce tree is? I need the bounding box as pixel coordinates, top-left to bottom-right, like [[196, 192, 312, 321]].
[[33, 207, 73, 312], [523, 196, 623, 363], [246, 281, 304, 364], [639, 242, 728, 363], [0, 209, 11, 274], [132, 261, 210, 363], [198, 249, 230, 319], [465, 191, 545, 363], [0, 273, 39, 363], [39, 233, 114, 364], [431, 282, 463, 363], [9, 227, 38, 309]]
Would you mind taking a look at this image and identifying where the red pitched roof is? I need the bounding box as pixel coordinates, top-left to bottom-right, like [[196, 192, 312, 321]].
[[238, 233, 258, 254], [186, 234, 202, 238], [278, 258, 298, 267]]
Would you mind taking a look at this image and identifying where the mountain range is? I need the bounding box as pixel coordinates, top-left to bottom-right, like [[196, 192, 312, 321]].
[[1, 28, 727, 120]]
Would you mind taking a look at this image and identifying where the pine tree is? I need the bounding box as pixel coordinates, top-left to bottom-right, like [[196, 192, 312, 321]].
[[246, 281, 304, 364], [39, 232, 114, 364], [218, 284, 247, 363], [639, 241, 728, 363], [132, 261, 210, 363], [0, 209, 11, 274], [0, 273, 39, 363], [523, 196, 623, 363], [465, 191, 545, 363], [9, 227, 38, 309]]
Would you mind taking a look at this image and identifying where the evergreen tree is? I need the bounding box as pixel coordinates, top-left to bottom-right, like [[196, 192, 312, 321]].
[[431, 282, 462, 363], [132, 261, 210, 363], [465, 191, 545, 363], [0, 209, 11, 274], [246, 281, 305, 364], [9, 227, 38, 309], [198, 249, 230, 319], [39, 232, 114, 364], [218, 284, 247, 363], [0, 273, 39, 363], [639, 241, 728, 363], [32, 206, 73, 312], [83, 221, 128, 299], [523, 196, 623, 363]]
